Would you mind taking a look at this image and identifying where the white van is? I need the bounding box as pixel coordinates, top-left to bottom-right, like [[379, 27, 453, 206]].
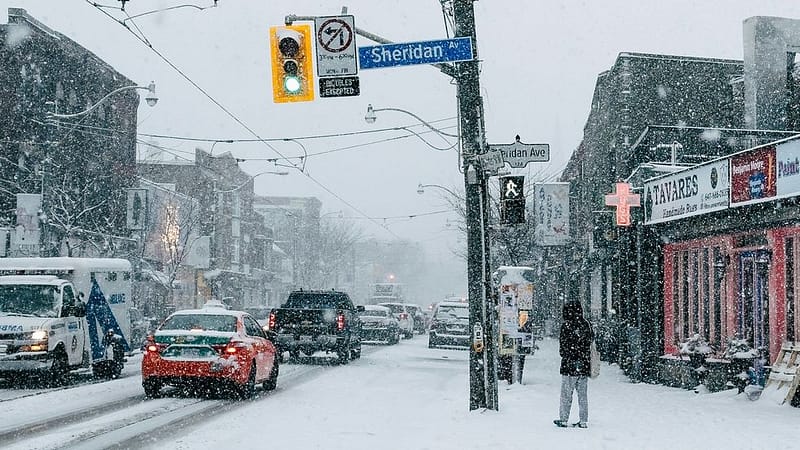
[[0, 258, 132, 381]]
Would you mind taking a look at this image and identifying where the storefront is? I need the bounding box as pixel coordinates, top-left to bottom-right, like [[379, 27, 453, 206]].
[[647, 135, 800, 365]]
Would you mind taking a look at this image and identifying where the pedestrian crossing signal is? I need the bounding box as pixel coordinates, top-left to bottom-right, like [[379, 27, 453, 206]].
[[500, 176, 525, 225], [270, 25, 315, 103]]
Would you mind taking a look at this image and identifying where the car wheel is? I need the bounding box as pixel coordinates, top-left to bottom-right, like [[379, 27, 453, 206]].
[[391, 331, 400, 345], [263, 359, 279, 391], [351, 341, 362, 360], [337, 342, 350, 365], [238, 362, 257, 399], [404, 330, 414, 339], [143, 378, 163, 398], [48, 349, 69, 387]]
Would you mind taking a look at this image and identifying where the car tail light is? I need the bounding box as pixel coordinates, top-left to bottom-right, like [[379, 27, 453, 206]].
[[218, 339, 248, 355], [145, 336, 165, 353], [337, 313, 345, 331], [399, 313, 408, 320], [268, 312, 276, 330]]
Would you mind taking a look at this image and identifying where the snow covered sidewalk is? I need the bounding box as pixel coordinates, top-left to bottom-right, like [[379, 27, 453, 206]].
[[159, 338, 800, 450]]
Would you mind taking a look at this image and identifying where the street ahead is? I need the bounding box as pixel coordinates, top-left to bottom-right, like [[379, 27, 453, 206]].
[[2, 338, 799, 450]]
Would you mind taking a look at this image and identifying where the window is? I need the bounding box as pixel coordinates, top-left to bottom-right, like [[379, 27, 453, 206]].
[[244, 316, 265, 337], [232, 239, 240, 264], [691, 250, 699, 335], [63, 285, 75, 305], [160, 314, 237, 332], [681, 251, 689, 340], [107, 272, 117, 281], [702, 248, 710, 341], [787, 238, 796, 341], [359, 309, 387, 318], [231, 191, 241, 217], [672, 253, 679, 342]]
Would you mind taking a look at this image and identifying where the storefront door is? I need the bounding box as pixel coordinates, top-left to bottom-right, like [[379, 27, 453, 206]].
[[738, 251, 771, 360]]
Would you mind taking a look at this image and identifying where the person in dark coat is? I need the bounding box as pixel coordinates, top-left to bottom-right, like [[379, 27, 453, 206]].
[[554, 300, 594, 428]]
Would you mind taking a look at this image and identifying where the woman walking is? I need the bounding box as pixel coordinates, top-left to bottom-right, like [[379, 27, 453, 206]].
[[554, 300, 594, 428]]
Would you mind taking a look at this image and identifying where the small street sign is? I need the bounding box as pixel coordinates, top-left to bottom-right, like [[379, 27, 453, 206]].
[[314, 15, 358, 77], [478, 149, 504, 173], [126, 188, 148, 230], [489, 135, 550, 168], [358, 37, 473, 70], [319, 76, 360, 98]]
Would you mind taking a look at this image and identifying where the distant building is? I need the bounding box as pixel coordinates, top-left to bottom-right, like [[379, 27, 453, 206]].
[[253, 195, 321, 300], [0, 8, 138, 257], [138, 149, 274, 311]]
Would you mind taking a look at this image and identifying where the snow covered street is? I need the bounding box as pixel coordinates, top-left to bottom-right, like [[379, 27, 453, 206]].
[[152, 337, 800, 450]]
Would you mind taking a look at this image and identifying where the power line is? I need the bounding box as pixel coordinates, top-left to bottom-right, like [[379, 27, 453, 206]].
[[86, 2, 409, 239]]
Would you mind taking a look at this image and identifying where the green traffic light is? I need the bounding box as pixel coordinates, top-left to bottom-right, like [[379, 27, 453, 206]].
[[284, 76, 301, 94]]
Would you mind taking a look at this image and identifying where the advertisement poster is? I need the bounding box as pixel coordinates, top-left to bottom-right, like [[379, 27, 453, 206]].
[[533, 182, 570, 246], [730, 145, 776, 206], [643, 160, 730, 224], [13, 193, 41, 251], [776, 139, 800, 198]]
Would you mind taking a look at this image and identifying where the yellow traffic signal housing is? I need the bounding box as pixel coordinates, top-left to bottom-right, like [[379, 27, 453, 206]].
[[270, 24, 315, 103]]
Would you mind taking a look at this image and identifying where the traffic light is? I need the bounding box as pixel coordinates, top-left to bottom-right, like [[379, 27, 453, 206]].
[[500, 176, 525, 225], [270, 25, 314, 103]]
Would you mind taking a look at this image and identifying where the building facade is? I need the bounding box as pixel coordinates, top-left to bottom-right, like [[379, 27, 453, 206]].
[[563, 17, 800, 386], [0, 8, 138, 257], [138, 149, 274, 311]]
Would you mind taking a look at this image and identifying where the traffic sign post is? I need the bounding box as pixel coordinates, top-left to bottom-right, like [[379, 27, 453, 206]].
[[489, 136, 549, 168], [358, 37, 473, 70], [500, 176, 525, 225], [319, 76, 360, 98], [314, 15, 358, 76], [477, 149, 504, 173]]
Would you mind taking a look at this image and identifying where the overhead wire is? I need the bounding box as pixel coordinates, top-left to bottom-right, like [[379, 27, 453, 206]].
[[85, 1, 426, 239]]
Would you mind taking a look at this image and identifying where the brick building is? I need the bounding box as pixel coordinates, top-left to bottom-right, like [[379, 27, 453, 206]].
[[0, 8, 138, 257]]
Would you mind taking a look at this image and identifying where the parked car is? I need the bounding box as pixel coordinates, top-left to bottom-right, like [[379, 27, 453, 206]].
[[404, 303, 427, 334], [377, 302, 415, 339], [358, 305, 401, 344], [141, 306, 279, 399], [428, 301, 470, 349]]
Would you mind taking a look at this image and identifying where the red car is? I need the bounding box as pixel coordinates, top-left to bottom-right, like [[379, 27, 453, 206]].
[[142, 306, 279, 399]]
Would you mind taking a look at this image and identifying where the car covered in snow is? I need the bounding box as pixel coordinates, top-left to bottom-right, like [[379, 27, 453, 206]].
[[428, 301, 470, 349], [377, 302, 415, 339], [358, 305, 401, 344], [141, 306, 279, 399]]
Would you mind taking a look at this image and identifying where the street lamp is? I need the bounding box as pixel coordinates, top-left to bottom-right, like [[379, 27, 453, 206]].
[[417, 183, 459, 197], [216, 170, 289, 194], [46, 82, 158, 119], [365, 104, 459, 138]]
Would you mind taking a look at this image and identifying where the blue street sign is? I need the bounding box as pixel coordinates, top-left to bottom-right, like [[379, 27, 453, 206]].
[[358, 37, 473, 70]]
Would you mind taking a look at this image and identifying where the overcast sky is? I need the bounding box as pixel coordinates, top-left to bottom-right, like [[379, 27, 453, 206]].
[[7, 0, 800, 295]]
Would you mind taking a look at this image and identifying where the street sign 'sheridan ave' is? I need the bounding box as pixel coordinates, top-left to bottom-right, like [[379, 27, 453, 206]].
[[489, 135, 549, 168], [358, 37, 473, 70]]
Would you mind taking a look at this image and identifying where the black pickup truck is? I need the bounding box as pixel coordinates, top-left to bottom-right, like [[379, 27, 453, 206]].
[[269, 290, 363, 364]]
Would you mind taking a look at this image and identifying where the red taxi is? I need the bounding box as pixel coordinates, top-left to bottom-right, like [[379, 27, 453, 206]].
[[142, 306, 279, 399]]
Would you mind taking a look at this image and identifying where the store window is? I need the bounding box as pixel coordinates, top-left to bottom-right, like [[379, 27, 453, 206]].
[[786, 237, 797, 341]]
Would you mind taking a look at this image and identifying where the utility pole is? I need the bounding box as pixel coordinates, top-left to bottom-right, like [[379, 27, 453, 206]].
[[454, 0, 497, 411]]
